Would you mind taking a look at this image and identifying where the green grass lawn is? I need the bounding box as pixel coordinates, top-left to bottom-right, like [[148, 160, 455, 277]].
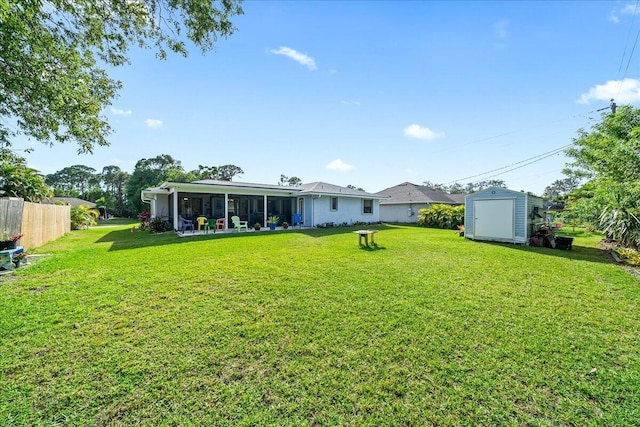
[[1, 224, 639, 426]]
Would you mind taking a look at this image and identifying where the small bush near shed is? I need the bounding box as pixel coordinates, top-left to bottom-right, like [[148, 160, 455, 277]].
[[418, 204, 464, 229]]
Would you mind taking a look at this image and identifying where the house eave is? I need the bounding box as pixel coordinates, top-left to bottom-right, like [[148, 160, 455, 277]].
[[160, 181, 298, 196]]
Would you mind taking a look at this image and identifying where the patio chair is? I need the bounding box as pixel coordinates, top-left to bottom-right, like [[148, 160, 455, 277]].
[[292, 213, 302, 228], [204, 219, 215, 234], [179, 216, 195, 233], [196, 216, 207, 231], [231, 215, 248, 232], [215, 218, 226, 231]]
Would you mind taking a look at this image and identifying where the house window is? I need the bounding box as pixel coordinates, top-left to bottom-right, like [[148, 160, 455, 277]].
[[331, 197, 338, 211], [363, 199, 373, 214]]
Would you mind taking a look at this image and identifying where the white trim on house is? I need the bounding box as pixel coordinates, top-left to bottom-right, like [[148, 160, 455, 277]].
[[141, 180, 384, 231]]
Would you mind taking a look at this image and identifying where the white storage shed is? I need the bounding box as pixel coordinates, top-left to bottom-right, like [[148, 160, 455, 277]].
[[464, 187, 544, 244]]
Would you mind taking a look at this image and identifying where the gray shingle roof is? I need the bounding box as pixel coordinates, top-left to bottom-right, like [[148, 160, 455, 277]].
[[42, 197, 97, 207], [297, 182, 384, 198], [376, 182, 464, 205]]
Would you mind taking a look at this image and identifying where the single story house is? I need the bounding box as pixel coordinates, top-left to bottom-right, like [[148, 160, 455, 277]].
[[464, 187, 544, 244], [375, 182, 465, 223], [141, 180, 384, 231]]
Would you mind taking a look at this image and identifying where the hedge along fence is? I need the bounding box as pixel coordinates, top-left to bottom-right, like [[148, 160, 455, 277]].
[[0, 198, 70, 250]]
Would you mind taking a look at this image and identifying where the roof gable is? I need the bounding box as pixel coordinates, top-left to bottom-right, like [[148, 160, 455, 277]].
[[376, 182, 464, 204]]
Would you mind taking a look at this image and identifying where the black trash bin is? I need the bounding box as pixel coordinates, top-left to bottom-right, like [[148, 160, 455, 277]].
[[554, 236, 573, 250]]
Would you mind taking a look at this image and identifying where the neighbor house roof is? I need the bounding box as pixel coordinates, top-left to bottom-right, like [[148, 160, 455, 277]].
[[376, 182, 464, 205], [42, 197, 96, 207]]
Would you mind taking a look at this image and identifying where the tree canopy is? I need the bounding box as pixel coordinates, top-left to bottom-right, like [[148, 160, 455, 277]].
[[279, 175, 302, 186], [0, 148, 52, 201], [565, 105, 640, 247], [0, 0, 243, 152], [422, 180, 506, 194]]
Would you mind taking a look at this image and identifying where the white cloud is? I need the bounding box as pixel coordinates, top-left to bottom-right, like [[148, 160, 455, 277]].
[[610, 3, 639, 23], [578, 78, 640, 104], [493, 20, 509, 39], [111, 107, 132, 116], [340, 100, 361, 106], [403, 124, 445, 140], [269, 46, 318, 70], [145, 118, 163, 128], [326, 158, 355, 172], [609, 11, 620, 23], [621, 3, 639, 15]]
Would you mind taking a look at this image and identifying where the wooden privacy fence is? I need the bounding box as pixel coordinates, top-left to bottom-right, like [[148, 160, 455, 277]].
[[0, 198, 70, 249]]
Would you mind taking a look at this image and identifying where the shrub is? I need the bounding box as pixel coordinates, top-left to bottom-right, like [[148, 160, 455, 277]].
[[149, 217, 173, 233], [599, 207, 640, 249], [138, 211, 151, 230], [418, 204, 464, 229], [70, 205, 99, 230], [614, 247, 640, 266]]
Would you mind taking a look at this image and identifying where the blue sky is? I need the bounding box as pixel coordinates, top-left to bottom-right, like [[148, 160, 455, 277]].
[[17, 1, 640, 195]]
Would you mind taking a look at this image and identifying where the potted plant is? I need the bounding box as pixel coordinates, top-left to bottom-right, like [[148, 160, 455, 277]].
[[267, 215, 279, 230], [0, 231, 23, 250], [282, 222, 289, 229], [254, 222, 261, 231], [12, 252, 27, 268]]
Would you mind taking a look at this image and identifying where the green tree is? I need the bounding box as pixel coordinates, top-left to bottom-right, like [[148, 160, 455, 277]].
[[1, 0, 243, 153], [346, 184, 365, 191], [422, 181, 446, 192], [280, 175, 302, 186], [0, 148, 52, 201], [45, 165, 99, 198], [543, 176, 581, 202], [190, 165, 219, 181], [101, 166, 130, 216], [216, 164, 244, 181], [126, 154, 184, 214], [565, 105, 640, 247]]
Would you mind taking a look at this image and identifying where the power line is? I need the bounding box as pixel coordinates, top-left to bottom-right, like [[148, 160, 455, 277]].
[[427, 106, 606, 159], [617, 0, 640, 100], [616, 0, 640, 81], [443, 143, 572, 185]]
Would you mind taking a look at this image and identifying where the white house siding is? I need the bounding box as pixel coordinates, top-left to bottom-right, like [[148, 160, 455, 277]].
[[311, 196, 378, 226], [154, 196, 171, 219], [379, 203, 428, 223], [142, 180, 382, 230]]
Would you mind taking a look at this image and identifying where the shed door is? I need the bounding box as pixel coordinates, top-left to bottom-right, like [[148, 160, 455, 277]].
[[474, 199, 514, 240]]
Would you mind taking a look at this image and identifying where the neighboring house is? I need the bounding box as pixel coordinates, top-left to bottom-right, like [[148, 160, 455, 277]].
[[375, 182, 465, 223], [42, 197, 96, 208], [141, 180, 384, 231], [464, 187, 544, 244]]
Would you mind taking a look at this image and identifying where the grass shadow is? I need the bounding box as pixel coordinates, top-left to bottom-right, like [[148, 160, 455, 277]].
[[359, 244, 386, 252], [94, 228, 270, 251], [95, 224, 394, 252], [475, 240, 613, 265]]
